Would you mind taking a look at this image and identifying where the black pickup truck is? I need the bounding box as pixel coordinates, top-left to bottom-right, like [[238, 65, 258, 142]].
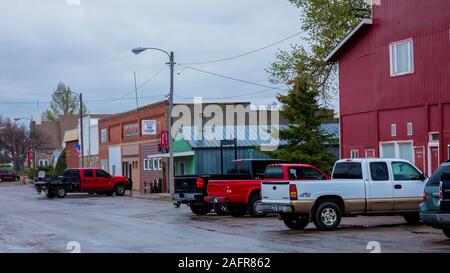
[[173, 159, 284, 215]]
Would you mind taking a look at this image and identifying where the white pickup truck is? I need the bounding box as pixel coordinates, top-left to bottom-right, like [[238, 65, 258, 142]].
[[258, 158, 428, 231]]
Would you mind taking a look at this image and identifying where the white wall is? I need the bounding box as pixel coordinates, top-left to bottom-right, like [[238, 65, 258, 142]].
[[108, 146, 122, 176], [79, 116, 99, 157]]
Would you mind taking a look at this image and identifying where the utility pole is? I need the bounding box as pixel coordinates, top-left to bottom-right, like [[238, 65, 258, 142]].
[[79, 93, 84, 168], [131, 47, 176, 194], [12, 122, 16, 171], [168, 51, 175, 194]]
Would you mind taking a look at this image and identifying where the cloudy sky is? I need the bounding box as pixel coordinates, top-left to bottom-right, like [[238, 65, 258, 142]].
[[0, 0, 312, 123]]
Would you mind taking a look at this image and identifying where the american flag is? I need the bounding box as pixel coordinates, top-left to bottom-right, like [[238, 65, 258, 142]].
[[75, 144, 81, 157]]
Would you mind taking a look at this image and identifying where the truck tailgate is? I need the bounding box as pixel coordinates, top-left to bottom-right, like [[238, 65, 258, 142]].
[[207, 181, 229, 196], [261, 181, 290, 204]]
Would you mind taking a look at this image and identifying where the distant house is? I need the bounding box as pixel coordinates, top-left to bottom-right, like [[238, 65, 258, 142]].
[[34, 115, 79, 168], [325, 0, 450, 175], [63, 129, 79, 169]]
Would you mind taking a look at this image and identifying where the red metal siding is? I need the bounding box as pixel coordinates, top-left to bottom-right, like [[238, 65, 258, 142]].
[[338, 0, 450, 174]]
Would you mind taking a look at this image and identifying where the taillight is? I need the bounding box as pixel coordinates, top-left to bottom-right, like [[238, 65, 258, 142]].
[[197, 178, 205, 189], [289, 184, 298, 201], [423, 189, 427, 203], [440, 181, 444, 202]]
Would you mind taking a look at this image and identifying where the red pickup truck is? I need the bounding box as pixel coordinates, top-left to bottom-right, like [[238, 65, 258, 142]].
[[205, 164, 330, 217], [34, 168, 132, 198]]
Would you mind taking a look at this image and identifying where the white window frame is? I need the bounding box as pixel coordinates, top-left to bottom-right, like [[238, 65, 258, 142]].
[[379, 141, 415, 164], [153, 158, 158, 171], [389, 39, 414, 77], [391, 124, 397, 137], [147, 157, 153, 171], [39, 159, 49, 167], [143, 159, 148, 171], [351, 150, 359, 159], [365, 149, 376, 158], [101, 129, 107, 143], [407, 122, 413, 136], [158, 158, 162, 170], [448, 145, 450, 161]]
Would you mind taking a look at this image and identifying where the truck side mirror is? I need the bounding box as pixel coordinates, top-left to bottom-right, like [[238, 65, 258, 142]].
[[420, 173, 428, 181]]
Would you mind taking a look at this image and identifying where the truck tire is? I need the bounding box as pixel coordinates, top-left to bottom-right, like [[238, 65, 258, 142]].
[[283, 215, 310, 230], [313, 202, 342, 231], [190, 204, 213, 215], [443, 228, 450, 239], [0, 177, 3, 182], [229, 205, 247, 217], [404, 213, 422, 225], [56, 188, 67, 198], [248, 194, 267, 217], [114, 183, 126, 196], [214, 204, 229, 216], [46, 192, 56, 198]]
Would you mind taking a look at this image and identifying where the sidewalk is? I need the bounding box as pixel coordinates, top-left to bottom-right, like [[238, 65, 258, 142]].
[[129, 192, 173, 202]]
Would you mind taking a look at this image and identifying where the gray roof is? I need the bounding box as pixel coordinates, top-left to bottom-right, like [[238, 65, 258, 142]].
[[177, 123, 339, 149]]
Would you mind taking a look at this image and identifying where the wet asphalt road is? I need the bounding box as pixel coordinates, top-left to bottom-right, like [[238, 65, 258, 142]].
[[0, 183, 449, 253]]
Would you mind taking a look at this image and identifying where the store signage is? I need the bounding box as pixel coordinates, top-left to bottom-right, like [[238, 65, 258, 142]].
[[142, 120, 157, 135]]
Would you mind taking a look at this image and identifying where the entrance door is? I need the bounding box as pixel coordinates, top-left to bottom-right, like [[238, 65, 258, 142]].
[[429, 146, 439, 175], [414, 147, 425, 172]]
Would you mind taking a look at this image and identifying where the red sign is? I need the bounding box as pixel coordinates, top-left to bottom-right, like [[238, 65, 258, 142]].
[[160, 131, 169, 147], [28, 150, 33, 161]]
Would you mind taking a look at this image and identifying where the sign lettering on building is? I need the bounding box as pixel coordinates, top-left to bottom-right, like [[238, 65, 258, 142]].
[[142, 120, 157, 136]]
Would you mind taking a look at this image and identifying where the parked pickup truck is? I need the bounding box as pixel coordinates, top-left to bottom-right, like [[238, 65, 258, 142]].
[[173, 159, 285, 216], [420, 161, 450, 238], [258, 158, 428, 231], [34, 168, 132, 198], [205, 164, 329, 217]]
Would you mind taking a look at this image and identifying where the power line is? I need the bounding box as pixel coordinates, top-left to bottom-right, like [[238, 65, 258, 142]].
[[181, 65, 289, 92], [178, 31, 303, 65]]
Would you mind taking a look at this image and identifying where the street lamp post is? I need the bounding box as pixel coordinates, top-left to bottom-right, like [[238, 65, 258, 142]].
[[131, 47, 175, 194]]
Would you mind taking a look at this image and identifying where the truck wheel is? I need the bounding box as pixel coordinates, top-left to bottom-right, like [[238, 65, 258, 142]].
[[46, 192, 56, 199], [248, 194, 267, 217], [0, 178, 3, 182], [283, 215, 310, 230], [229, 206, 247, 217], [15, 177, 20, 181], [313, 202, 342, 231], [404, 213, 422, 225], [214, 204, 229, 216], [114, 183, 126, 196], [190, 204, 213, 215], [443, 228, 450, 239], [56, 188, 67, 198]]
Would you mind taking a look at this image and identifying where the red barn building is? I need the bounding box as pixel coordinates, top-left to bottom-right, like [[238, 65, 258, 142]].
[[326, 0, 450, 175]]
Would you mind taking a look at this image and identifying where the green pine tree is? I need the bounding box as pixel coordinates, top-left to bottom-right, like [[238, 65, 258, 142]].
[[54, 150, 67, 176], [266, 81, 337, 174]]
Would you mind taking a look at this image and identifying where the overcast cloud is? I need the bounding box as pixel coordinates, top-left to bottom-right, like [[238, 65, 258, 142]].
[[0, 0, 308, 122]]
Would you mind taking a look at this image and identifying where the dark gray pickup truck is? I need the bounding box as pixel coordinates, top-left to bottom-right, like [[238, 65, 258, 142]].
[[420, 161, 450, 238], [173, 159, 284, 215]]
